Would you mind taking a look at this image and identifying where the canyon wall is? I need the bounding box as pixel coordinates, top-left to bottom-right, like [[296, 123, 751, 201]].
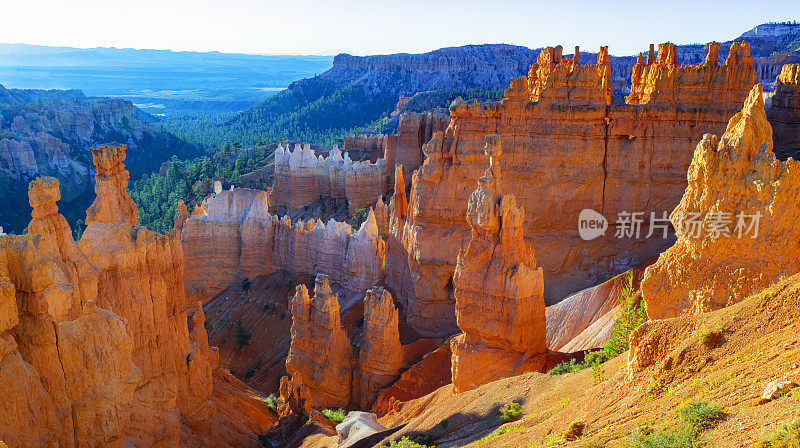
[[641, 83, 800, 319], [767, 64, 800, 159], [270, 143, 388, 212], [450, 135, 547, 392], [389, 42, 756, 337], [182, 187, 385, 304]]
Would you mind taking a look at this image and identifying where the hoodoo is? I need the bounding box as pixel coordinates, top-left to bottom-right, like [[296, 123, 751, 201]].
[[450, 135, 547, 392]]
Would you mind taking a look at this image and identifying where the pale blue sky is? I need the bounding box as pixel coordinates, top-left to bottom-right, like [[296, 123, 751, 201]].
[[2, 0, 798, 56]]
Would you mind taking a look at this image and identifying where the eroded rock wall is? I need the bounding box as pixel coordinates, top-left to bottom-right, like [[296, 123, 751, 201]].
[[641, 83, 800, 319], [182, 188, 385, 304], [767, 64, 800, 159], [390, 42, 757, 336]]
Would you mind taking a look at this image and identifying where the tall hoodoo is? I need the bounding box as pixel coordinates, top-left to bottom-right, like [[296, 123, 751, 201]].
[[641, 83, 800, 319], [359, 287, 404, 409], [28, 176, 99, 321], [85, 143, 139, 227], [285, 274, 354, 410], [450, 135, 547, 392]]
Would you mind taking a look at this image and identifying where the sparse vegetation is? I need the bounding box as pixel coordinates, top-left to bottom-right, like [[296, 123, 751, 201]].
[[499, 402, 523, 424], [242, 277, 252, 291], [416, 432, 436, 445], [474, 425, 521, 445], [625, 402, 724, 447], [548, 358, 580, 375], [756, 418, 800, 448], [438, 419, 449, 431], [679, 402, 725, 432], [564, 421, 585, 441], [265, 394, 278, 413], [322, 408, 346, 424], [386, 436, 430, 447], [235, 321, 252, 348]]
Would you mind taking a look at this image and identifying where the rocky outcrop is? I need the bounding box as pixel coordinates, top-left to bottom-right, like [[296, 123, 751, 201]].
[[85, 143, 139, 227], [0, 233, 138, 448], [271, 143, 388, 213], [286, 275, 355, 410], [391, 42, 756, 337], [641, 84, 800, 319], [182, 187, 385, 304], [359, 287, 404, 409], [767, 64, 800, 159], [450, 135, 547, 392], [27, 176, 98, 322], [384, 112, 449, 180]]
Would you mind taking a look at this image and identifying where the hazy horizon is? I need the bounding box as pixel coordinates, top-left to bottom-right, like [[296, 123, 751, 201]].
[[1, 0, 798, 57]]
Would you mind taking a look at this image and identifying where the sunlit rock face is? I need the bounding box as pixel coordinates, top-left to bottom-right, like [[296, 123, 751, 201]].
[[451, 135, 547, 392], [84, 143, 139, 227], [389, 42, 756, 337], [285, 275, 355, 410], [642, 83, 800, 319]]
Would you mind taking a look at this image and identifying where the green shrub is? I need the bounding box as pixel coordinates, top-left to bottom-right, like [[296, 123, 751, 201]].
[[696, 326, 724, 347], [626, 426, 700, 448], [438, 419, 449, 431], [265, 394, 278, 413], [679, 402, 724, 432], [756, 418, 800, 448], [242, 277, 252, 291], [322, 408, 346, 424], [564, 421, 585, 441], [386, 436, 430, 447], [235, 322, 252, 348], [499, 402, 522, 424], [584, 443, 606, 448], [416, 432, 436, 445], [548, 358, 580, 375]]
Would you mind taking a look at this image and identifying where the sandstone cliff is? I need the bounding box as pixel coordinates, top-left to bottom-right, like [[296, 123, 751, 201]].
[[390, 42, 756, 337], [767, 64, 800, 159], [641, 83, 800, 319], [182, 187, 385, 304], [450, 135, 547, 392]]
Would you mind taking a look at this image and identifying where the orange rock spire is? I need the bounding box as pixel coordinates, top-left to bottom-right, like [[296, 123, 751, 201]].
[[450, 135, 547, 392], [85, 143, 138, 227]]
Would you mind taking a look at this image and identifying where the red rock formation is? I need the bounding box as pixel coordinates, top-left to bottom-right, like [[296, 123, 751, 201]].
[[182, 187, 385, 304], [642, 84, 800, 319], [384, 112, 449, 181], [84, 143, 138, 227], [359, 287, 404, 409], [286, 275, 355, 410], [391, 42, 756, 337], [173, 199, 190, 232], [450, 135, 547, 392], [767, 64, 800, 159], [27, 176, 98, 321], [0, 233, 138, 448]]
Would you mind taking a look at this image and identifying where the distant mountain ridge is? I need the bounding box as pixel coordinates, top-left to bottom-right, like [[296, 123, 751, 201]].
[[225, 22, 800, 148]]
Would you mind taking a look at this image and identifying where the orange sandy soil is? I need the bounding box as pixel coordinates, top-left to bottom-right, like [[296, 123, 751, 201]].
[[301, 274, 800, 448]]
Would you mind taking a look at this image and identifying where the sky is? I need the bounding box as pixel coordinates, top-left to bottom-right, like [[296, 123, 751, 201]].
[[1, 0, 798, 56]]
